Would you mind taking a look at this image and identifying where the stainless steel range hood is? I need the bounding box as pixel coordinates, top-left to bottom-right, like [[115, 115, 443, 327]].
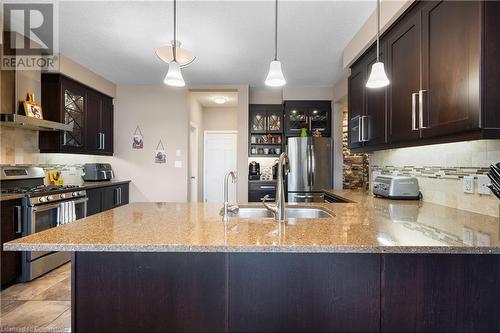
[[0, 113, 73, 131]]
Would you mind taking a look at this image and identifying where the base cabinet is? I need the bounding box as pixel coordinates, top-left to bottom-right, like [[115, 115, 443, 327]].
[[0, 199, 22, 289], [72, 252, 500, 332], [86, 183, 129, 217]]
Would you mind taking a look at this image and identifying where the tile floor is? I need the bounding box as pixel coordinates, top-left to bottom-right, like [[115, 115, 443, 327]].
[[0, 263, 71, 333]]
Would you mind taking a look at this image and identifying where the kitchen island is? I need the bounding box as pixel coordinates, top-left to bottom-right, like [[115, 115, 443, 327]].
[[5, 190, 500, 332]]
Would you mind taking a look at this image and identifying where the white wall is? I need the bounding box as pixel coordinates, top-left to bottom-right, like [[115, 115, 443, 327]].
[[112, 85, 189, 203], [203, 107, 238, 131]]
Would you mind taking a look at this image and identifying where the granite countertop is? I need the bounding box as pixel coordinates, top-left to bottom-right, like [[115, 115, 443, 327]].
[[4, 189, 499, 254], [81, 179, 131, 189], [0, 193, 25, 201]]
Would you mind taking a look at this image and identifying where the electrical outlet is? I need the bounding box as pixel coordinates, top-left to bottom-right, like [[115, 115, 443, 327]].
[[477, 175, 491, 195], [463, 176, 474, 194]]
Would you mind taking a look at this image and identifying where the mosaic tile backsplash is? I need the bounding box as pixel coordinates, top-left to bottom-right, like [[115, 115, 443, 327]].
[[370, 140, 500, 217]]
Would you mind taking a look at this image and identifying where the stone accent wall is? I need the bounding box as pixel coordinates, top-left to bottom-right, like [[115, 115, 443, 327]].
[[342, 104, 369, 189]]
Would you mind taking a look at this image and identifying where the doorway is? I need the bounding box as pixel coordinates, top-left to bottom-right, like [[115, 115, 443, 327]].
[[189, 123, 199, 202], [203, 131, 238, 203]]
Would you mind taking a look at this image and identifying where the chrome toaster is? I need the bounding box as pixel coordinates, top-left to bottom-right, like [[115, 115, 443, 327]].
[[373, 175, 421, 200]]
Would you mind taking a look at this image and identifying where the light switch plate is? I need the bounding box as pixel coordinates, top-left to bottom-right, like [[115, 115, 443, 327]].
[[174, 160, 182, 168], [476, 232, 491, 246], [463, 176, 474, 194], [462, 227, 474, 246], [176, 149, 181, 157], [477, 175, 491, 195]]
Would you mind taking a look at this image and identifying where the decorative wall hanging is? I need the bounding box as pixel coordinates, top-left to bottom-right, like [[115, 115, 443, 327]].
[[154, 140, 167, 163], [132, 126, 144, 149], [22, 93, 43, 119]]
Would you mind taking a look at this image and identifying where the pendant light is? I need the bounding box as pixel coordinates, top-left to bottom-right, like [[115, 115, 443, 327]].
[[163, 0, 186, 87], [366, 0, 390, 89], [265, 0, 286, 87]]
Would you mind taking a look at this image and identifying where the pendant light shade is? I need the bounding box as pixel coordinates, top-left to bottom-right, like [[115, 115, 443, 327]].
[[366, 0, 390, 88], [265, 60, 286, 87], [265, 0, 286, 87], [164, 60, 185, 87], [366, 62, 389, 88]]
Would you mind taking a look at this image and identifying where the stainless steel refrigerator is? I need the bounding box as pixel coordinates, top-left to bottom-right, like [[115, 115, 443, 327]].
[[287, 137, 332, 202]]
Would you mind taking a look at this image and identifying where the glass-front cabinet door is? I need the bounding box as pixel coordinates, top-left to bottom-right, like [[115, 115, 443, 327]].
[[62, 83, 85, 149], [309, 107, 330, 136], [267, 110, 282, 132], [284, 105, 308, 135], [250, 110, 266, 133]]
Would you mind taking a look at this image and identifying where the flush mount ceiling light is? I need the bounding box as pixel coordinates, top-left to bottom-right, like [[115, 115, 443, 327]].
[[265, 0, 286, 87], [156, 40, 196, 68], [163, 0, 186, 87], [212, 96, 227, 104], [366, 0, 390, 88]]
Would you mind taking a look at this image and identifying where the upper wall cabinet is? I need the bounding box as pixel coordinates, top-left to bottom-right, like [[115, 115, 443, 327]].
[[348, 0, 500, 152], [39, 74, 113, 155], [284, 101, 331, 137]]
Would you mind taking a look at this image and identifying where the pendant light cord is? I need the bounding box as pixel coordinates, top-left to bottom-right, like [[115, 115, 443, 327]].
[[173, 0, 177, 62], [274, 0, 278, 61], [376, 0, 380, 62]]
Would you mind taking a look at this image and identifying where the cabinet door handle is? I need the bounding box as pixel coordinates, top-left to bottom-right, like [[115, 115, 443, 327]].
[[102, 133, 105, 150], [419, 90, 429, 129], [15, 206, 22, 234], [411, 93, 419, 131], [360, 116, 369, 142], [357, 116, 362, 142]]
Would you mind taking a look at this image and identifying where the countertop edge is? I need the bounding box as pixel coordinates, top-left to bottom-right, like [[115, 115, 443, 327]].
[[4, 243, 499, 254]]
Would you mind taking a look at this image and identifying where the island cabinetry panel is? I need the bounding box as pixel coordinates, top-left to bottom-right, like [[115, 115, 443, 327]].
[[72, 252, 226, 333], [381, 254, 500, 332], [1, 199, 22, 289], [228, 253, 380, 332]]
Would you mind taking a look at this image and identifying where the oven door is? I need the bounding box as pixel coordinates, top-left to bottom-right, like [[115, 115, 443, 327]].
[[28, 197, 87, 261]]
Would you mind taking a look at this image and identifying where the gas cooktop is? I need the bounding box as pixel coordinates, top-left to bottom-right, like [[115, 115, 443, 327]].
[[0, 184, 82, 196]]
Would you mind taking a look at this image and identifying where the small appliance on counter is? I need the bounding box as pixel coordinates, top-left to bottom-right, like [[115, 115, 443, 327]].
[[82, 163, 114, 181], [272, 160, 279, 180], [373, 175, 421, 200], [248, 161, 261, 180]]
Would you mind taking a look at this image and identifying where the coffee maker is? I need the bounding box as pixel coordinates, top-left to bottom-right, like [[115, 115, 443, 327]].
[[248, 161, 261, 180]]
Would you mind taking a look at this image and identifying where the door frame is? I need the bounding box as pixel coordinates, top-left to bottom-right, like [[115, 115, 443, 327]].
[[189, 122, 199, 202], [203, 130, 238, 203]]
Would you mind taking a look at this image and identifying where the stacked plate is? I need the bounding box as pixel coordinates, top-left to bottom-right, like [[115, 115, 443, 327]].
[[487, 162, 500, 200]]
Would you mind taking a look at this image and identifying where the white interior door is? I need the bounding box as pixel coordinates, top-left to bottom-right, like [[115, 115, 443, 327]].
[[189, 124, 198, 202], [204, 131, 238, 203]]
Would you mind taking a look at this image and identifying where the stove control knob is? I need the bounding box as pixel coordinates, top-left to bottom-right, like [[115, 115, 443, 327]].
[[39, 196, 47, 203], [46, 195, 53, 201], [60, 193, 66, 199], [72, 192, 79, 197]]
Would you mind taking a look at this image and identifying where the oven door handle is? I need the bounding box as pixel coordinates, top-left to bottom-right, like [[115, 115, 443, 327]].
[[31, 202, 61, 212], [31, 198, 88, 212]]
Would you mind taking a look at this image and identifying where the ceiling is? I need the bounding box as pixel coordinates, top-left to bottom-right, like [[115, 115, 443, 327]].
[[58, 1, 375, 87], [190, 91, 239, 107]]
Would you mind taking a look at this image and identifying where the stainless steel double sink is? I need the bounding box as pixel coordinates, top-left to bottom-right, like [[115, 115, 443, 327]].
[[233, 206, 334, 219]]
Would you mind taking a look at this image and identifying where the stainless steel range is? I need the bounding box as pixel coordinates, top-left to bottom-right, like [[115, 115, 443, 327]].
[[0, 166, 88, 281]]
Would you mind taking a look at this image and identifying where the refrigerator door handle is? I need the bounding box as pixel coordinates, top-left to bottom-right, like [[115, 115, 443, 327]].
[[310, 145, 315, 186], [307, 145, 312, 187]]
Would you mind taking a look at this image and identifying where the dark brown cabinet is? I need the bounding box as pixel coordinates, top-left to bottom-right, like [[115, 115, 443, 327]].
[[86, 183, 129, 217], [40, 74, 113, 155], [348, 0, 500, 152], [249, 104, 284, 158], [1, 199, 22, 289], [386, 8, 421, 144], [284, 101, 331, 137], [248, 181, 277, 202], [420, 0, 480, 138]]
